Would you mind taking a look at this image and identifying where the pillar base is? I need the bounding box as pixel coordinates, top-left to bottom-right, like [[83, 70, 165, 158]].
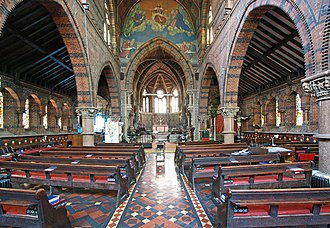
[[223, 130, 236, 144]]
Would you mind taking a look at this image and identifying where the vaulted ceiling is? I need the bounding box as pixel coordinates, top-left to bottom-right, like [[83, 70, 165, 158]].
[[238, 8, 305, 99], [0, 0, 76, 98], [134, 46, 185, 100]]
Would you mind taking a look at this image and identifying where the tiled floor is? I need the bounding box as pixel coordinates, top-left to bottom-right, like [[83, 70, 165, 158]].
[[50, 143, 216, 227], [108, 152, 212, 227]]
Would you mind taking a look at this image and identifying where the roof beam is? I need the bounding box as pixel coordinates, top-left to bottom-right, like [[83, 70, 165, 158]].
[[6, 25, 73, 72]]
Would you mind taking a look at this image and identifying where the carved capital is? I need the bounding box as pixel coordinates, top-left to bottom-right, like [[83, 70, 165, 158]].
[[302, 71, 330, 101], [220, 106, 240, 117], [76, 107, 97, 118]]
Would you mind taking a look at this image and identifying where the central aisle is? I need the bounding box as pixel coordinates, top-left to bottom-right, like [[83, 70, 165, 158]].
[[107, 152, 211, 227]]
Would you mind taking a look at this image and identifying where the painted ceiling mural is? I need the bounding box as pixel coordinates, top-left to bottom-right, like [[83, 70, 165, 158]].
[[120, 0, 198, 65]]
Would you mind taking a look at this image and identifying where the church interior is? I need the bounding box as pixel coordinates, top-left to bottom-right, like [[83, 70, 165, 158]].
[[0, 0, 329, 227]]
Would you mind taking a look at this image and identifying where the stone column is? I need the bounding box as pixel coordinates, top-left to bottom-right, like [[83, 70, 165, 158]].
[[302, 71, 330, 174], [220, 106, 239, 144], [76, 107, 97, 146]]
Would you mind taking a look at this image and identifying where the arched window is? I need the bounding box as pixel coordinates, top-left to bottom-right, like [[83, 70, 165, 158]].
[[94, 113, 105, 133], [22, 98, 29, 129], [296, 94, 303, 126], [206, 5, 213, 46], [260, 105, 265, 127], [104, 1, 111, 46], [155, 90, 166, 113], [142, 89, 150, 112], [58, 117, 62, 129], [43, 105, 48, 129], [275, 99, 281, 127], [171, 89, 179, 112], [0, 92, 3, 129]]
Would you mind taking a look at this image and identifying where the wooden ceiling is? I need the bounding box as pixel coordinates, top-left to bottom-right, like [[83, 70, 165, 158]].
[[0, 0, 76, 98], [238, 8, 305, 99]]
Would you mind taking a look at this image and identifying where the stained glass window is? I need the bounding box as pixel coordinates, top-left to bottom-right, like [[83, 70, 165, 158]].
[[58, 117, 62, 129], [43, 105, 48, 129], [296, 94, 303, 126], [22, 98, 29, 129], [104, 1, 111, 46], [0, 92, 3, 128], [155, 90, 166, 113], [171, 89, 179, 112], [276, 99, 281, 127], [207, 5, 213, 45]]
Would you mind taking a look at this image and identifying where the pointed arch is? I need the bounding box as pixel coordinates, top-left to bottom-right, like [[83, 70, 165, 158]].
[[125, 37, 194, 92], [199, 64, 219, 116], [224, 1, 315, 107]]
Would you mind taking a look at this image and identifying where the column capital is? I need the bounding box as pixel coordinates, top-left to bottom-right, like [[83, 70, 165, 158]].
[[76, 107, 97, 117], [220, 106, 239, 117], [302, 71, 330, 101]]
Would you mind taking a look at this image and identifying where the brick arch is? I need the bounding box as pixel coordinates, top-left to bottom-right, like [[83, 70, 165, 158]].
[[28, 94, 42, 131], [47, 99, 58, 132], [102, 65, 121, 116], [199, 65, 218, 115], [224, 0, 315, 107], [0, 0, 93, 107], [265, 97, 276, 127], [321, 6, 330, 71], [125, 37, 194, 92], [1, 87, 20, 131]]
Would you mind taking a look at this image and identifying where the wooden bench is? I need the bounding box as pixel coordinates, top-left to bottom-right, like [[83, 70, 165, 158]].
[[54, 146, 145, 167], [40, 149, 143, 171], [0, 188, 71, 228], [19, 155, 136, 185], [217, 188, 330, 227], [189, 153, 281, 192], [178, 147, 251, 173], [68, 145, 146, 164], [175, 143, 247, 164], [212, 161, 313, 199], [0, 160, 129, 207]]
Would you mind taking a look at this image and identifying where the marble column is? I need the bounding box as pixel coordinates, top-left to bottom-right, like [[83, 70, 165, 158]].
[[76, 107, 97, 146], [302, 71, 330, 174], [220, 106, 239, 144]]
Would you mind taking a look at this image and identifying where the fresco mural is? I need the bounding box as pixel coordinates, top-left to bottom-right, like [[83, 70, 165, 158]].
[[120, 0, 198, 64]]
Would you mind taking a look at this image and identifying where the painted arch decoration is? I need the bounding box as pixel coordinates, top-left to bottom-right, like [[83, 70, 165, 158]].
[[120, 0, 198, 64]]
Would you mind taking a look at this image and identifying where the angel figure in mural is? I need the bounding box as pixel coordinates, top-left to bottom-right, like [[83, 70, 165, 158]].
[[123, 4, 146, 37], [120, 39, 137, 59], [170, 8, 192, 33], [151, 4, 167, 30]]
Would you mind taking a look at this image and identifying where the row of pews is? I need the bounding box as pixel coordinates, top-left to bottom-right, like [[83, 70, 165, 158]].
[[175, 141, 330, 227], [0, 142, 146, 228]]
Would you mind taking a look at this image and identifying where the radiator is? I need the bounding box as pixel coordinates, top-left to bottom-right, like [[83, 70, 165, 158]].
[[0, 174, 11, 188], [312, 171, 330, 187]]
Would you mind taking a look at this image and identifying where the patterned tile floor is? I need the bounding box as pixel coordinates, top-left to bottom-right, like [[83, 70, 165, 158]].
[[108, 152, 213, 227], [46, 144, 216, 227]]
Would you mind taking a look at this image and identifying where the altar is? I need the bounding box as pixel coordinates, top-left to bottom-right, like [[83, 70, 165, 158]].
[[153, 125, 168, 133]]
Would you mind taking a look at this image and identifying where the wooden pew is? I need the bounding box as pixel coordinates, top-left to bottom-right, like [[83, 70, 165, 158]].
[[0, 160, 129, 207], [68, 145, 146, 164], [217, 188, 330, 227], [189, 153, 281, 192], [19, 155, 136, 185], [54, 146, 145, 166], [40, 150, 143, 171], [178, 146, 251, 173], [175, 143, 247, 164], [0, 188, 71, 228], [212, 161, 313, 199]]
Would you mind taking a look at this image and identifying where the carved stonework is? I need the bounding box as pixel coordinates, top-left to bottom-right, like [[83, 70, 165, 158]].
[[220, 107, 240, 117], [76, 107, 97, 118], [302, 73, 330, 101]]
